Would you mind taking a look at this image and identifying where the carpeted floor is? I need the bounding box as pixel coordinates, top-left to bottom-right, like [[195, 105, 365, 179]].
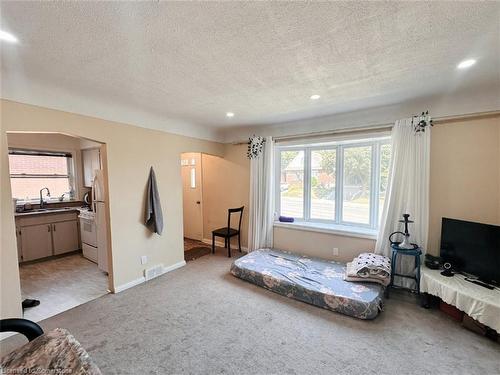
[[1, 252, 499, 374]]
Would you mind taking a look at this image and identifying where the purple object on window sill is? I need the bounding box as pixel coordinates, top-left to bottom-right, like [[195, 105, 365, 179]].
[[279, 216, 294, 223]]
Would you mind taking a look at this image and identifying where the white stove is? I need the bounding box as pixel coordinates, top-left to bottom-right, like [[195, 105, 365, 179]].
[[78, 208, 97, 263]]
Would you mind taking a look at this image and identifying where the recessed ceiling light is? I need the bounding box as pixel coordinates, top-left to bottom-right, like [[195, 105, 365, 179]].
[[310, 94, 321, 100], [0, 30, 18, 44], [226, 112, 234, 118], [457, 59, 476, 69]]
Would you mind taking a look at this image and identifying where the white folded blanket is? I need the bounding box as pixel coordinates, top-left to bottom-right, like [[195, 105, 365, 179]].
[[345, 253, 391, 286]]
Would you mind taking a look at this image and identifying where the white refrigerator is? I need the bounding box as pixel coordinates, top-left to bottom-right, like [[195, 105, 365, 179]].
[[92, 169, 109, 273]]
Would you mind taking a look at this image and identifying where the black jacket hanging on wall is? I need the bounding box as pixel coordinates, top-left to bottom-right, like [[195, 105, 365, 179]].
[[144, 167, 164, 235]]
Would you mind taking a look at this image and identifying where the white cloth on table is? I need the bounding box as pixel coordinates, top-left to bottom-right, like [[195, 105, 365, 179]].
[[420, 268, 500, 332]]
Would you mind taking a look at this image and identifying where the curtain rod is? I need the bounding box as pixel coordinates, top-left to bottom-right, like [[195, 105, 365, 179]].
[[231, 110, 499, 145], [273, 124, 391, 143]]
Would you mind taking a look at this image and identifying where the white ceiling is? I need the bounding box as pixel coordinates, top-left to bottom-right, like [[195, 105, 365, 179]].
[[1, 2, 499, 141]]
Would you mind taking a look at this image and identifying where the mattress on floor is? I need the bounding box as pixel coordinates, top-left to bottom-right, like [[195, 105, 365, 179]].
[[230, 248, 384, 320]]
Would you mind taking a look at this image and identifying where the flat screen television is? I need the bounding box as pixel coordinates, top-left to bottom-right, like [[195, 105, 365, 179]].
[[440, 217, 500, 286]]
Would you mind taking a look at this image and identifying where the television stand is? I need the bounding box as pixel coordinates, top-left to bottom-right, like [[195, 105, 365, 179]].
[[464, 277, 495, 290], [420, 267, 500, 333]]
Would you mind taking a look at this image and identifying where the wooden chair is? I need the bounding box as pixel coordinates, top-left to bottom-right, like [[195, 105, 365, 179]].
[[212, 206, 244, 258]]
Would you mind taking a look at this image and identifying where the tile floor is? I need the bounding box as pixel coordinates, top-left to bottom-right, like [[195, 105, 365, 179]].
[[19, 253, 108, 322]]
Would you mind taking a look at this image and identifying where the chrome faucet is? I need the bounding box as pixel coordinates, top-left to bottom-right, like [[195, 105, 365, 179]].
[[39, 187, 51, 208]]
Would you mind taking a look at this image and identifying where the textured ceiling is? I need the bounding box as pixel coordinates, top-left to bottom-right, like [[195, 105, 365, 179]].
[[1, 2, 499, 139]]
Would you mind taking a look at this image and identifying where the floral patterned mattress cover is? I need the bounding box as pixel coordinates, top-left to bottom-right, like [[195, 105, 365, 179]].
[[230, 248, 384, 320]]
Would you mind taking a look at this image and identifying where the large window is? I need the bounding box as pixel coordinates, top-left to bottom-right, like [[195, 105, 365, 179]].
[[8, 149, 75, 201], [276, 136, 391, 233]]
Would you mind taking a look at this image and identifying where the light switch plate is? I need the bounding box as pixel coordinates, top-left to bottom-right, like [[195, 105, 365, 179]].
[[141, 255, 148, 265]]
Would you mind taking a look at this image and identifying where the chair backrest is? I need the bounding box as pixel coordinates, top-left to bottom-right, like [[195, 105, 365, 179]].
[[227, 206, 244, 232]]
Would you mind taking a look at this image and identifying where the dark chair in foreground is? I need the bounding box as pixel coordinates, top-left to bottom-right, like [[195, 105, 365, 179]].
[[0, 318, 44, 342], [212, 206, 244, 257]]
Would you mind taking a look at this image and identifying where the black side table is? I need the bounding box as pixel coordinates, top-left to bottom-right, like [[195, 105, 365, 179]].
[[387, 244, 422, 298]]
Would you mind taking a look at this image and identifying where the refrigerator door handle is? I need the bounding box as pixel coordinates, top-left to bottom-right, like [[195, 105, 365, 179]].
[[91, 173, 97, 203], [93, 170, 104, 202]]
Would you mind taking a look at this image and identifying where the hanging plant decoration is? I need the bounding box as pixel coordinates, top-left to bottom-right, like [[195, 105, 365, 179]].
[[413, 110, 433, 133], [247, 135, 266, 159]]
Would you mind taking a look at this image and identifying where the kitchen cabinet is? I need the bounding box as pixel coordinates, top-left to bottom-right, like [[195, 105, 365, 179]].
[[20, 224, 53, 261], [16, 211, 81, 262], [52, 220, 80, 255], [82, 148, 101, 187]]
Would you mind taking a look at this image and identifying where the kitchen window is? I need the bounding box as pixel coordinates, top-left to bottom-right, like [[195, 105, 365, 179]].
[[8, 149, 76, 202], [275, 135, 391, 236]]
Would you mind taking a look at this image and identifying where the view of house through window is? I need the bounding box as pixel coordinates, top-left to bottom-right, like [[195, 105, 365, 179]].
[[276, 136, 391, 232], [9, 151, 75, 201], [279, 150, 304, 218]]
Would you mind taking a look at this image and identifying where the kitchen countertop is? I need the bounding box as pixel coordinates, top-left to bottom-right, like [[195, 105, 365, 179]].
[[14, 207, 80, 217]]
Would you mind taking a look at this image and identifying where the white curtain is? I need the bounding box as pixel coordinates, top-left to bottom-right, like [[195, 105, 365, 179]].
[[248, 136, 274, 251], [375, 116, 431, 287]]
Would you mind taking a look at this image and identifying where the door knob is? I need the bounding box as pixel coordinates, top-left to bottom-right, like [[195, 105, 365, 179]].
[[196, 201, 201, 204]]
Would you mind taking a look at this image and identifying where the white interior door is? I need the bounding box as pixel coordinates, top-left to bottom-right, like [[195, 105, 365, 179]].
[[181, 153, 203, 241]]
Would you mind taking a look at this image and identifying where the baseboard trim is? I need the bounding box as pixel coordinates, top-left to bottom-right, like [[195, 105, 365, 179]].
[[114, 276, 145, 293], [114, 260, 187, 293], [202, 238, 248, 253], [163, 260, 187, 274]]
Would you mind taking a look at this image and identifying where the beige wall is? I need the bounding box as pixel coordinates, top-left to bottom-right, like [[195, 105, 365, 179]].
[[0, 99, 224, 319], [79, 138, 101, 150], [274, 227, 376, 262], [427, 115, 500, 255], [1, 126, 22, 318], [201, 144, 250, 248]]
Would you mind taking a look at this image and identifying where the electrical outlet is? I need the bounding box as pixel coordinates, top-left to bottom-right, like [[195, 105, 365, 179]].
[[141, 255, 148, 265], [333, 248, 339, 256]]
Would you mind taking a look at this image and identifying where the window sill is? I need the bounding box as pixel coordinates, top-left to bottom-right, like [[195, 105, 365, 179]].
[[273, 221, 378, 240]]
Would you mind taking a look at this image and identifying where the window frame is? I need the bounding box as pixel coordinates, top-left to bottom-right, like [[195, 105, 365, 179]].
[[275, 136, 390, 233], [8, 148, 77, 202], [309, 146, 337, 223]]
